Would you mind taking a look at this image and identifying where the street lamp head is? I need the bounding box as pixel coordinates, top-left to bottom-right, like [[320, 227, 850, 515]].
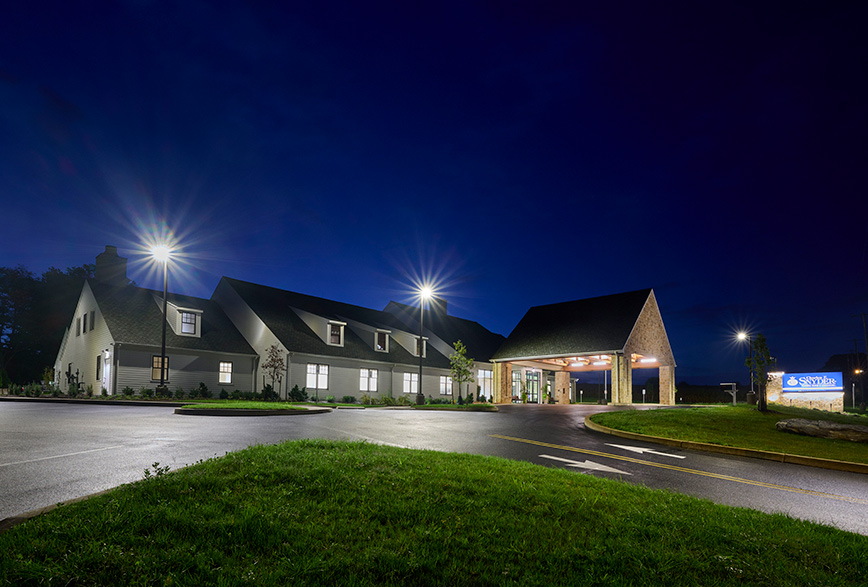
[[420, 285, 433, 301], [151, 245, 172, 263], [737, 331, 749, 341]]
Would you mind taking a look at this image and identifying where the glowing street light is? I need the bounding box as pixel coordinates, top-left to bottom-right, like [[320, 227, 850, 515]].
[[417, 285, 433, 405], [151, 244, 173, 393], [737, 331, 754, 395]]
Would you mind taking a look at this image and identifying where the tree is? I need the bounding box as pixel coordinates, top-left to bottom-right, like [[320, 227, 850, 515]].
[[746, 333, 774, 412], [262, 344, 285, 399], [448, 340, 474, 403]]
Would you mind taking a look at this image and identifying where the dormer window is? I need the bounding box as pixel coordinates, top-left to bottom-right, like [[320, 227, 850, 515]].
[[416, 337, 427, 358], [327, 321, 345, 346], [375, 330, 390, 352], [181, 312, 196, 334]]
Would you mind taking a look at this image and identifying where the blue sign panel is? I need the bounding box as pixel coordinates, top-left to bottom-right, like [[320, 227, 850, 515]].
[[782, 372, 843, 392]]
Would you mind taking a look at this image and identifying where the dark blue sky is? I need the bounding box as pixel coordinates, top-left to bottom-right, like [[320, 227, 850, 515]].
[[1, 1, 866, 384]]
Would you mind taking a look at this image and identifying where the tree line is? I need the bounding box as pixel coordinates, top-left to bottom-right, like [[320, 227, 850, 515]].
[[0, 264, 94, 387]]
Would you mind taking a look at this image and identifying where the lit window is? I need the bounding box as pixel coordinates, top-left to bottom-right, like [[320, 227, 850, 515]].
[[512, 371, 520, 397], [439, 376, 453, 395], [403, 372, 418, 394], [307, 364, 329, 389], [328, 323, 344, 346], [375, 331, 389, 352], [360, 368, 378, 392], [152, 356, 169, 381], [219, 361, 233, 384], [478, 369, 493, 400], [416, 337, 427, 357], [181, 312, 196, 334]]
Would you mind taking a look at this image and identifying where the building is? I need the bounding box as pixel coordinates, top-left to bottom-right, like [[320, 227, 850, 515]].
[[55, 247, 677, 405], [54, 247, 258, 395]]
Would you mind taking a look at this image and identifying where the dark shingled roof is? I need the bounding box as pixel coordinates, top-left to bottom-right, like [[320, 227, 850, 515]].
[[90, 281, 256, 356], [383, 300, 506, 362], [221, 278, 453, 368], [492, 289, 652, 360]]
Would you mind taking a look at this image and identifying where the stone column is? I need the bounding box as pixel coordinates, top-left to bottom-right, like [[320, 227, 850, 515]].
[[659, 365, 675, 405], [611, 353, 633, 405], [555, 371, 571, 405], [494, 362, 512, 404]]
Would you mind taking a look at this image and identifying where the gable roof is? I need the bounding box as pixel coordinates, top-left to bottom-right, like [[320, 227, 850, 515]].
[[220, 277, 453, 368], [491, 289, 653, 361], [90, 281, 256, 356]]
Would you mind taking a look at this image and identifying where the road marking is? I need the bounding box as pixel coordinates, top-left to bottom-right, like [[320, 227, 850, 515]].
[[490, 434, 868, 505], [540, 454, 631, 475], [606, 443, 686, 459], [0, 446, 124, 468]]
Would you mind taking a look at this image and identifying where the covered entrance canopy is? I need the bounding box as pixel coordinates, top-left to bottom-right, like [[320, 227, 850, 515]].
[[490, 289, 676, 405]]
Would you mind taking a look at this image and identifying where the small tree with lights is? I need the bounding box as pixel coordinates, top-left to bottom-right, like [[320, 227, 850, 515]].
[[746, 333, 774, 412], [449, 340, 475, 404]]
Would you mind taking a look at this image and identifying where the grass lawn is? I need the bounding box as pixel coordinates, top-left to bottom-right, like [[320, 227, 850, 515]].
[[591, 404, 868, 464], [1, 440, 866, 586], [180, 400, 309, 410]]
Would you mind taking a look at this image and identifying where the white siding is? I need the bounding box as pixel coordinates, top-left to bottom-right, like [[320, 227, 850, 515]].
[[54, 282, 115, 394]]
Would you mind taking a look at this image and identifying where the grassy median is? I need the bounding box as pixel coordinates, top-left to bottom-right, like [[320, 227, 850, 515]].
[[1, 440, 866, 586], [590, 404, 868, 464]]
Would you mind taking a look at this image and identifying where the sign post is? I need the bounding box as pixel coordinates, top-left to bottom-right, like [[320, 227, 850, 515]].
[[720, 382, 737, 406]]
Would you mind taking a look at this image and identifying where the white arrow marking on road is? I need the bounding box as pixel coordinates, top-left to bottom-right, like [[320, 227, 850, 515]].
[[605, 444, 686, 459], [540, 454, 631, 475]]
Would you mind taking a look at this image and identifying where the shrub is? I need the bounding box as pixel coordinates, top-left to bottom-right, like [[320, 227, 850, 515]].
[[325, 395, 336, 403], [155, 385, 171, 399], [466, 392, 474, 404], [230, 389, 242, 400], [261, 384, 278, 402], [25, 382, 42, 397], [10, 383, 23, 396], [174, 386, 185, 400], [101, 387, 108, 397], [361, 394, 373, 405], [241, 391, 255, 401], [51, 384, 62, 397], [197, 382, 211, 399], [85, 384, 94, 397], [288, 385, 308, 402], [427, 398, 450, 405], [122, 386, 135, 397], [219, 389, 229, 400], [140, 386, 154, 399], [342, 395, 356, 404]]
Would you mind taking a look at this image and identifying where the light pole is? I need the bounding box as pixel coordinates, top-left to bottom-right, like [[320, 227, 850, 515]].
[[152, 245, 172, 394], [738, 332, 753, 395], [417, 286, 432, 405]]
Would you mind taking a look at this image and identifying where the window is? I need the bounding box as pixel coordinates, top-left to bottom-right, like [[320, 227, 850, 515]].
[[219, 361, 233, 384], [76, 317, 81, 337], [375, 331, 389, 352], [181, 312, 196, 334], [306, 364, 329, 389], [478, 369, 493, 400], [82, 313, 87, 334], [403, 372, 418, 394], [439, 376, 453, 395], [512, 371, 520, 396], [152, 356, 169, 381], [96, 355, 102, 381], [89, 310, 95, 331], [416, 337, 427, 357], [327, 322, 344, 346], [360, 368, 378, 392]]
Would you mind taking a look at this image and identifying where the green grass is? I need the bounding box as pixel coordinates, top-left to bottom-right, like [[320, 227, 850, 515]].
[[180, 400, 309, 410], [1, 440, 866, 586], [591, 404, 868, 464]]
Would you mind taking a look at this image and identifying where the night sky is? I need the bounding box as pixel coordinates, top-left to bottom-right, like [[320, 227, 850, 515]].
[[1, 1, 866, 385]]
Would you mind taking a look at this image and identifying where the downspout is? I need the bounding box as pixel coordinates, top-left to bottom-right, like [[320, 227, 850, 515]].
[[112, 343, 120, 396], [285, 351, 292, 401], [252, 354, 259, 395]]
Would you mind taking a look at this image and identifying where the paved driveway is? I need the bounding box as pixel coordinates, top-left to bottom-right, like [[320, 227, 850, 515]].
[[1, 402, 866, 535]]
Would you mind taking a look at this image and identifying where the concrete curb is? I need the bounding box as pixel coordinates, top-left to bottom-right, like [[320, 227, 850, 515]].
[[0, 396, 179, 407], [174, 407, 331, 416], [583, 416, 868, 475]]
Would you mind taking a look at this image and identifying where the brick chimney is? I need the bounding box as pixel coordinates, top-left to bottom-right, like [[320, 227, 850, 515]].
[[95, 245, 129, 285]]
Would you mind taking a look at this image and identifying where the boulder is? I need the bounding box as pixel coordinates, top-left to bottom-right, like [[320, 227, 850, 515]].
[[775, 418, 868, 443]]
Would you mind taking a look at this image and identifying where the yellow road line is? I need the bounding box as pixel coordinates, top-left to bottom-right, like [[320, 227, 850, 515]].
[[490, 434, 868, 505]]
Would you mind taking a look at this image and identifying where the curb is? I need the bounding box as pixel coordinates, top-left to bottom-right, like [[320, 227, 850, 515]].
[[0, 396, 179, 407], [174, 407, 331, 416], [583, 416, 868, 475]]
